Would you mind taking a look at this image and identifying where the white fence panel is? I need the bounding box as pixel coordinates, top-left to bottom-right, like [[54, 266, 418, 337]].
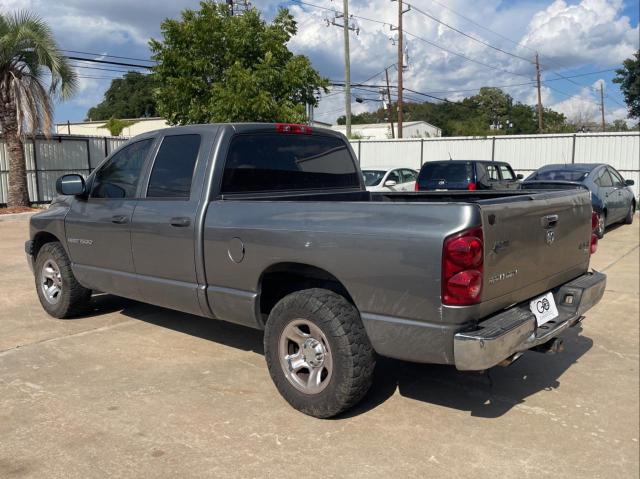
[[493, 135, 574, 173]]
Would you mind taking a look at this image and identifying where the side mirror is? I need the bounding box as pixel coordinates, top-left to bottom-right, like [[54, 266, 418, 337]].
[[625, 179, 634, 186], [56, 174, 86, 196], [384, 180, 397, 187], [516, 174, 524, 180]]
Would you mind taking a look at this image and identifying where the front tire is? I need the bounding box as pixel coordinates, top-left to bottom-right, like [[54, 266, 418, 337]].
[[264, 289, 375, 418], [34, 242, 91, 318]]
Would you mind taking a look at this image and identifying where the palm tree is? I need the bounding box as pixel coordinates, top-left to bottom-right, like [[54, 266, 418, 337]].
[[0, 11, 76, 207]]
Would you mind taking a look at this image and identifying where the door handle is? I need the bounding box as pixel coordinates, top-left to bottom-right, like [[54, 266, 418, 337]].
[[111, 215, 129, 224], [541, 214, 559, 228], [170, 217, 191, 227]]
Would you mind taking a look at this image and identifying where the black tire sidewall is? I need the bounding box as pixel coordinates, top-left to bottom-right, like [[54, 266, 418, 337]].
[[34, 243, 79, 318], [264, 290, 367, 418]]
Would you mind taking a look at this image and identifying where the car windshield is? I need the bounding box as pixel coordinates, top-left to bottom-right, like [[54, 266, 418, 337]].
[[529, 170, 589, 182], [419, 162, 473, 183], [362, 170, 386, 186]]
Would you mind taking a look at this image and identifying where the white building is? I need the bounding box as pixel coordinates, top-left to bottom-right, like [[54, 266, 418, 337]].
[[55, 118, 335, 138], [55, 117, 170, 137], [332, 120, 441, 139]]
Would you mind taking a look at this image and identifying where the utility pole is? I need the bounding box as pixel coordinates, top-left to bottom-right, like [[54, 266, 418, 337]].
[[390, 0, 409, 137], [343, 0, 352, 137], [326, 3, 359, 137], [535, 53, 544, 133], [385, 67, 395, 139], [599, 82, 606, 132]]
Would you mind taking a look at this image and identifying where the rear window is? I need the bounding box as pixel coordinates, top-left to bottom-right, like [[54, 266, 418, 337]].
[[419, 162, 473, 183], [221, 133, 359, 194], [530, 170, 589, 182]]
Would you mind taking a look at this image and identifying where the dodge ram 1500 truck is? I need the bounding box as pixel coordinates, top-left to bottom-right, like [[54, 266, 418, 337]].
[[26, 123, 606, 418]]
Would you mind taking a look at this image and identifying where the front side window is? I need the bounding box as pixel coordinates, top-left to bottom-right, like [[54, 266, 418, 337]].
[[91, 139, 153, 199], [608, 167, 625, 187], [401, 169, 417, 182], [499, 164, 515, 180], [221, 134, 359, 194], [386, 170, 401, 184], [147, 134, 201, 198], [595, 169, 613, 187]]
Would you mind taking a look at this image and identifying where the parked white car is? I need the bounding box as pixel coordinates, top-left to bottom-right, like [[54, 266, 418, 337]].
[[362, 167, 418, 192]]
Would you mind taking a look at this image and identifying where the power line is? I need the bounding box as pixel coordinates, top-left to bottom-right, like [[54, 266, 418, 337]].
[[66, 56, 152, 69], [60, 49, 155, 64], [404, 1, 534, 64]]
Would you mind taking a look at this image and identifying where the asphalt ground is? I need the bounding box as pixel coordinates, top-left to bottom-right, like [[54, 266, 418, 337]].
[[0, 216, 638, 478]]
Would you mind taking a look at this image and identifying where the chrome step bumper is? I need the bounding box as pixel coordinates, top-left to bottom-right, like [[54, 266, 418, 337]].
[[453, 271, 606, 371]]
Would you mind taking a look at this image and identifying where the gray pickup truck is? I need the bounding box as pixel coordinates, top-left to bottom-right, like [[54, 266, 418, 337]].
[[26, 123, 606, 418]]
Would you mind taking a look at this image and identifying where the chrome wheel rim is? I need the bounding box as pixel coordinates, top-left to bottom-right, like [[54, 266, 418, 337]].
[[278, 319, 333, 394], [598, 214, 605, 235], [40, 259, 62, 304]]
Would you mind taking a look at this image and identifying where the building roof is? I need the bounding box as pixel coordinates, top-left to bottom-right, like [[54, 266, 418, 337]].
[[332, 120, 440, 130]]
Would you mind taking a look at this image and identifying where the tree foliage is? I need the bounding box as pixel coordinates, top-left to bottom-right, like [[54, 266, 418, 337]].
[[99, 118, 139, 136], [0, 11, 76, 207], [613, 50, 640, 119], [149, 2, 328, 124], [86, 72, 157, 120], [338, 87, 570, 136]]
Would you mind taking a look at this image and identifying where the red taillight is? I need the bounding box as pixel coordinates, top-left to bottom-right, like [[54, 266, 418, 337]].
[[590, 233, 598, 254], [442, 226, 483, 306], [467, 182, 477, 191], [591, 210, 598, 231], [276, 123, 312, 134], [414, 182, 420, 191]]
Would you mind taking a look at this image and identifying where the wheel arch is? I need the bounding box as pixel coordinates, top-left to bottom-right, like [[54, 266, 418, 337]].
[[257, 262, 355, 325], [33, 231, 63, 258]]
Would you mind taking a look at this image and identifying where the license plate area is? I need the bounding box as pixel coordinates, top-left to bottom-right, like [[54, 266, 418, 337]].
[[529, 292, 559, 326]]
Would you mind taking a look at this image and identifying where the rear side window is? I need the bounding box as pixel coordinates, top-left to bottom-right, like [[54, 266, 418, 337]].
[[485, 164, 499, 181], [221, 134, 359, 194], [147, 134, 201, 198], [91, 139, 153, 199], [419, 162, 474, 183], [401, 169, 417, 182]]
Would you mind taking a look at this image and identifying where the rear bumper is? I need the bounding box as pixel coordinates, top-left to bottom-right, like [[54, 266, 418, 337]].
[[453, 271, 606, 371]]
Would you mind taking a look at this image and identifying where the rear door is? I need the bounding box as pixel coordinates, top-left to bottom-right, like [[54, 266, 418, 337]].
[[608, 167, 631, 220], [480, 163, 501, 190], [130, 133, 206, 316], [480, 190, 592, 304], [65, 138, 155, 297]]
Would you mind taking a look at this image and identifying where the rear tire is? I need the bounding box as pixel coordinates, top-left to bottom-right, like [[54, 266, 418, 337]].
[[596, 212, 606, 239], [624, 203, 635, 225], [34, 242, 91, 318], [264, 288, 375, 418]]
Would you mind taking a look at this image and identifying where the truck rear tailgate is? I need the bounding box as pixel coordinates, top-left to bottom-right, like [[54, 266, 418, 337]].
[[479, 190, 592, 305]]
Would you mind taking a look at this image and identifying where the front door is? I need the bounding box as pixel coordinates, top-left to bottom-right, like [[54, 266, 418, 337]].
[[130, 133, 204, 316], [65, 138, 155, 298]]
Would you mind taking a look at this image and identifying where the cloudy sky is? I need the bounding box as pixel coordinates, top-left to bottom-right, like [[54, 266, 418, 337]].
[[2, 0, 638, 125]]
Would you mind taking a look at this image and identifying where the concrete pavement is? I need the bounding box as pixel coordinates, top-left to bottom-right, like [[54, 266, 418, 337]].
[[0, 217, 638, 478]]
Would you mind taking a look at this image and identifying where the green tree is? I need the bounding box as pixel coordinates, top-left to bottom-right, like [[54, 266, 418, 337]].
[[0, 12, 76, 207], [87, 72, 157, 120], [150, 2, 328, 124], [613, 51, 639, 119], [99, 118, 139, 136]]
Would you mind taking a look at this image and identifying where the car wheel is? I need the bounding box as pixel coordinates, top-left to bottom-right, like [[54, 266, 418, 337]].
[[35, 242, 92, 318], [596, 212, 606, 239], [264, 288, 375, 418], [624, 203, 635, 225]]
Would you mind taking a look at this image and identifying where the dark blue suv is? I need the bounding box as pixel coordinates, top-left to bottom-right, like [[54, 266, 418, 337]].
[[415, 160, 522, 191]]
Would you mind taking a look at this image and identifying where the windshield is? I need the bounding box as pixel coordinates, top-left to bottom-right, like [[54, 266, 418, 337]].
[[362, 170, 386, 186], [419, 162, 473, 183], [528, 170, 589, 182]]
